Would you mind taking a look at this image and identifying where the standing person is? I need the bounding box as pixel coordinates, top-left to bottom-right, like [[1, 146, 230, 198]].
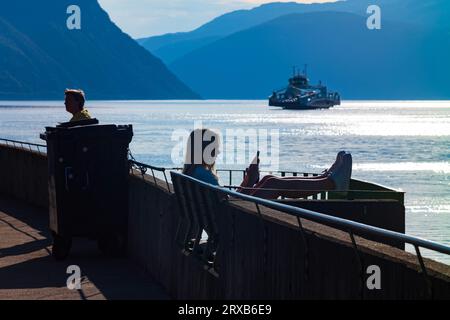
[[64, 89, 92, 122]]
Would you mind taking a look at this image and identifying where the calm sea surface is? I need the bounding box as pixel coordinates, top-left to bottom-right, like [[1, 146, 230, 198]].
[[0, 100, 449, 263]]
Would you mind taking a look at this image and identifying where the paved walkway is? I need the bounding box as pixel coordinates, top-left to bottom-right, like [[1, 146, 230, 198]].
[[0, 196, 170, 300]]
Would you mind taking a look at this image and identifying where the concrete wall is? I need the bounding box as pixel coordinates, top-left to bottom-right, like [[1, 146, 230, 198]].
[[0, 144, 48, 209]]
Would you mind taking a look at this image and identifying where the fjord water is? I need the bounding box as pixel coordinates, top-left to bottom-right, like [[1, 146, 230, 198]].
[[0, 100, 449, 263]]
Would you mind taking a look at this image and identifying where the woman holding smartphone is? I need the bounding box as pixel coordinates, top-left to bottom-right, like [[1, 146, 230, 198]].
[[182, 129, 352, 200]]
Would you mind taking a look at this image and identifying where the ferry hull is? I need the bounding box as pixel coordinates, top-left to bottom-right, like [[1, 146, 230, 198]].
[[269, 98, 340, 110]]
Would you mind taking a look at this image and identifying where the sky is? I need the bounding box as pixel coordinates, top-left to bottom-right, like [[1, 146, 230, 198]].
[[97, 0, 334, 39]]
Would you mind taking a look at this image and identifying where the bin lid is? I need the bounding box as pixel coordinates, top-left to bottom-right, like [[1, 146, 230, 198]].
[[57, 119, 99, 128], [41, 121, 133, 142]]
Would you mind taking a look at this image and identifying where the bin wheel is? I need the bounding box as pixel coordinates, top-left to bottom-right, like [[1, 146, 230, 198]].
[[98, 234, 126, 257], [52, 233, 72, 261]]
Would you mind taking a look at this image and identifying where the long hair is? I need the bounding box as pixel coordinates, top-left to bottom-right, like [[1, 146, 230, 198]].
[[182, 128, 221, 177]]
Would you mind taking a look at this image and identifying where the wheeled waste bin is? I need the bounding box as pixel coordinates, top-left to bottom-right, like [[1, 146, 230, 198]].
[[40, 120, 133, 260]]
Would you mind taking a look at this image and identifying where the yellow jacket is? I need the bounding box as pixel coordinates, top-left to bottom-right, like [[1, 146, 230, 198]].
[[70, 109, 92, 122]]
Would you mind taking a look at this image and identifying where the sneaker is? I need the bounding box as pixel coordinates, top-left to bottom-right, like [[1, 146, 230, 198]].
[[329, 153, 352, 191], [322, 151, 346, 175]]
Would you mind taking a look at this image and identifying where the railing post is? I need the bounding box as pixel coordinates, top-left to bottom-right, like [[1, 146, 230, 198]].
[[312, 174, 319, 200], [150, 168, 158, 185], [349, 231, 365, 300], [296, 217, 310, 282], [414, 245, 434, 299], [163, 171, 171, 192], [255, 203, 268, 295]]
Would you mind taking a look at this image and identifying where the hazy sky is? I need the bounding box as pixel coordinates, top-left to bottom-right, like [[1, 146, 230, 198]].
[[98, 0, 334, 38]]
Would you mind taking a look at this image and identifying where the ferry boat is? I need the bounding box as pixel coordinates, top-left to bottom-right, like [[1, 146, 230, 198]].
[[269, 66, 341, 110]]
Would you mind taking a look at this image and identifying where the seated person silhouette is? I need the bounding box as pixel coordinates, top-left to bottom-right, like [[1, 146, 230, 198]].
[[182, 128, 352, 200]]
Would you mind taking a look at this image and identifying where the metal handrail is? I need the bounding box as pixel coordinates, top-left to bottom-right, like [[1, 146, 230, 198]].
[[171, 170, 447, 297], [171, 171, 450, 257], [217, 168, 320, 175], [216, 168, 323, 189], [0, 138, 47, 154], [0, 138, 340, 184], [222, 185, 403, 194], [216, 168, 401, 189], [129, 159, 173, 191], [216, 168, 404, 203]]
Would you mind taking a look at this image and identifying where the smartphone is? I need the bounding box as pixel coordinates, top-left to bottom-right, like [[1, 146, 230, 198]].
[[251, 151, 260, 165]]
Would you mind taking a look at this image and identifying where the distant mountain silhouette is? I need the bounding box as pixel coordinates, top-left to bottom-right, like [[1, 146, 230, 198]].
[[138, 0, 450, 65], [169, 11, 450, 99], [137, 1, 346, 63], [0, 1, 199, 100]]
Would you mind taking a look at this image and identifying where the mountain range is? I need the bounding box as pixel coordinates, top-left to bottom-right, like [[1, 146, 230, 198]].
[[138, 0, 450, 99], [0, 1, 199, 100]]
